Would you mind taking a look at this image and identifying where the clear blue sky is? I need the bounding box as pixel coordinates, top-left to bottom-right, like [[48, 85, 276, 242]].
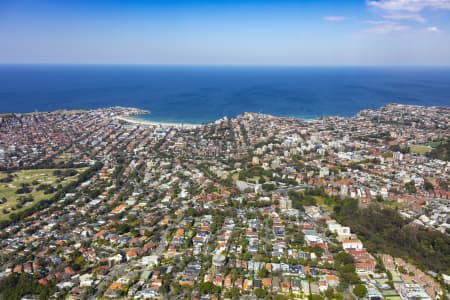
[[1, 0, 450, 65]]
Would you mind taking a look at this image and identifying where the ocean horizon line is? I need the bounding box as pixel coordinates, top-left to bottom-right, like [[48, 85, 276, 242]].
[[2, 63, 450, 69]]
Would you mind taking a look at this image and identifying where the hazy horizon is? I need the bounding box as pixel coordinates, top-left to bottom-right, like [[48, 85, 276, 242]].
[[1, 0, 450, 66], [2, 63, 450, 68]]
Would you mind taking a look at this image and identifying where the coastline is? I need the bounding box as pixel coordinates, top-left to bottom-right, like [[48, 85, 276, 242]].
[[115, 115, 201, 129], [118, 112, 317, 128]]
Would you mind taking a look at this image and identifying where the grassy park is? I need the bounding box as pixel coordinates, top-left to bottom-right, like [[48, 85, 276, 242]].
[[409, 144, 432, 155], [0, 168, 85, 220]]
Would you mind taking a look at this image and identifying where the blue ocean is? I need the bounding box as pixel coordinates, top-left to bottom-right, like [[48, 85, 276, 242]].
[[0, 65, 449, 123]]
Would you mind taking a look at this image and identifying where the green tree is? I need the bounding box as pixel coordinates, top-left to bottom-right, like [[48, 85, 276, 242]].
[[353, 284, 367, 299], [325, 287, 335, 299], [424, 180, 434, 191], [224, 287, 240, 299], [198, 282, 220, 294], [254, 288, 268, 298], [405, 180, 417, 194]]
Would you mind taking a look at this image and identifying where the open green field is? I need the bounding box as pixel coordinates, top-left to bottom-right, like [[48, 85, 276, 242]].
[[390, 271, 402, 282], [382, 289, 400, 296], [409, 144, 432, 155], [0, 168, 86, 220], [425, 141, 444, 148], [383, 199, 405, 210], [312, 195, 338, 212], [232, 173, 264, 184]]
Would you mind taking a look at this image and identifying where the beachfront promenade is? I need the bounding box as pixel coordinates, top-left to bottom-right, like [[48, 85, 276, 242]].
[[114, 115, 201, 129]]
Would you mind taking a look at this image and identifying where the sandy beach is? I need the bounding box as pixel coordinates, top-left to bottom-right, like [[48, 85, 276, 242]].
[[115, 115, 201, 129]]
